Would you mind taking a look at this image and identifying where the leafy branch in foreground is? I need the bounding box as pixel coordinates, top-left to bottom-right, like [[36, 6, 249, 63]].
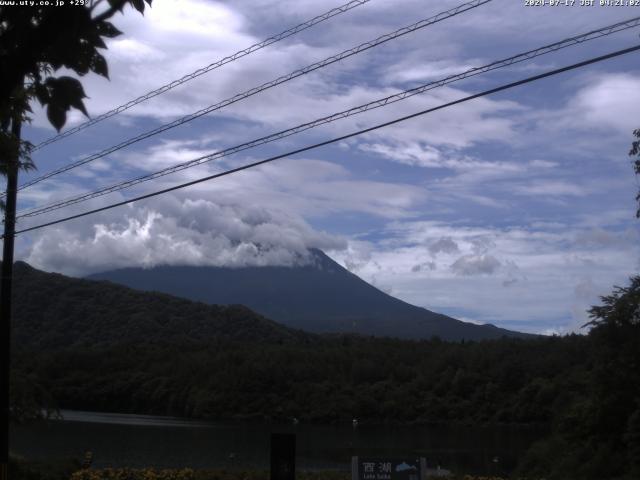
[[630, 128, 640, 218], [0, 0, 153, 157], [585, 276, 640, 328]]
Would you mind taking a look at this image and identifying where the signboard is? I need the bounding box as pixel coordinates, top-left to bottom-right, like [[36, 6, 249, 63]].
[[352, 457, 426, 480]]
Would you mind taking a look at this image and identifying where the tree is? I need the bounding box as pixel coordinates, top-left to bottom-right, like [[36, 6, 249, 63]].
[[630, 129, 640, 218], [0, 2, 152, 478], [516, 131, 640, 479], [586, 276, 640, 329], [517, 278, 640, 480], [0, 0, 156, 133], [579, 277, 640, 479]]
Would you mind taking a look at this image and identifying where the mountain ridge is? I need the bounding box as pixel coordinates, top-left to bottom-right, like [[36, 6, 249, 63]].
[[88, 249, 532, 341], [9, 260, 311, 350]]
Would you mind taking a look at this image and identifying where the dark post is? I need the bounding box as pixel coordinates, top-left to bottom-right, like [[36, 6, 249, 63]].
[[0, 116, 21, 480], [270, 433, 295, 480]]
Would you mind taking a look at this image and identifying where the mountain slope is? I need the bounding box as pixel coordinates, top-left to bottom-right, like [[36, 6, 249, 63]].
[[89, 249, 530, 341], [10, 261, 310, 350]]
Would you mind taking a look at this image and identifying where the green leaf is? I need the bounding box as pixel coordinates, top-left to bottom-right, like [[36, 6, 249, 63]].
[[96, 21, 122, 39], [130, 0, 146, 13], [46, 102, 67, 132], [91, 53, 109, 79], [43, 76, 90, 125], [69, 97, 89, 118], [48, 76, 88, 103], [65, 40, 94, 76], [90, 33, 108, 50], [107, 0, 127, 12], [34, 83, 50, 106]]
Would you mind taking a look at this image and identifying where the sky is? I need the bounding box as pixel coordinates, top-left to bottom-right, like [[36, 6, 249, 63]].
[[14, 0, 640, 334]]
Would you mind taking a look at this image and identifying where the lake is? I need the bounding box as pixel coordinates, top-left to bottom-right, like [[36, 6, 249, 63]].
[[10, 410, 545, 475]]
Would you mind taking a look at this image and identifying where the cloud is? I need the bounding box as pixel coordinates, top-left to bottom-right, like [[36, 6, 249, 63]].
[[329, 218, 639, 333], [450, 253, 501, 276], [359, 142, 444, 168], [17, 146, 433, 278], [29, 0, 528, 157], [411, 261, 436, 272], [19, 149, 428, 228], [573, 227, 638, 249], [574, 277, 598, 300], [512, 180, 588, 198], [24, 197, 346, 276], [336, 240, 385, 274], [568, 73, 640, 134], [182, 157, 428, 220], [518, 73, 640, 158], [383, 58, 479, 85], [428, 236, 460, 255]]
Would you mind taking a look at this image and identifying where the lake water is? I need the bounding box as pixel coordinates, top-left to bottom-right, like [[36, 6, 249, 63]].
[[10, 410, 544, 476]]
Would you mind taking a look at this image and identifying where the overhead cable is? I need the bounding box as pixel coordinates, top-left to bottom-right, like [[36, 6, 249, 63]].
[[10, 44, 640, 237], [13, 0, 491, 195], [32, 0, 373, 151], [17, 16, 640, 219]]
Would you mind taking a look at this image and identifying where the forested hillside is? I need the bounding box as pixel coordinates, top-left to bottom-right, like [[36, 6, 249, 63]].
[[89, 249, 531, 341], [9, 262, 640, 478], [11, 261, 310, 348], [10, 261, 583, 426], [14, 335, 589, 426]]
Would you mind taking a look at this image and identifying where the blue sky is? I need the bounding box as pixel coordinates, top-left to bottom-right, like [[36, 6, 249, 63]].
[[15, 0, 640, 334]]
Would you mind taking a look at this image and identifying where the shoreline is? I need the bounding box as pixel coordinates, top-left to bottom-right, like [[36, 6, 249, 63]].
[[42, 409, 551, 431]]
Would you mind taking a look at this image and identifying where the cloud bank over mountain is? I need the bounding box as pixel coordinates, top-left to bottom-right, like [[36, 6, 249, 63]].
[[25, 197, 345, 276]]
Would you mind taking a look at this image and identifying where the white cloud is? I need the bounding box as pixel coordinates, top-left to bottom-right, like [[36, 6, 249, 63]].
[[512, 180, 589, 198], [18, 148, 431, 276], [383, 58, 479, 85], [329, 219, 640, 333], [411, 261, 436, 272], [451, 253, 501, 276], [517, 73, 640, 158], [568, 73, 640, 133], [428, 236, 460, 255], [24, 197, 346, 276]]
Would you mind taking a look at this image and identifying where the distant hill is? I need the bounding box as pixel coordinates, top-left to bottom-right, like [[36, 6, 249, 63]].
[[89, 249, 531, 341], [10, 261, 310, 350], [8, 260, 585, 431]]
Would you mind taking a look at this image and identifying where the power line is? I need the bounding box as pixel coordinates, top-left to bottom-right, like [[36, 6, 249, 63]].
[[32, 0, 373, 151], [12, 0, 491, 195], [17, 16, 640, 219], [10, 44, 640, 238]]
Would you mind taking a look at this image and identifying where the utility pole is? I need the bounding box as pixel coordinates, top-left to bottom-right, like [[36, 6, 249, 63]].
[[0, 113, 21, 480]]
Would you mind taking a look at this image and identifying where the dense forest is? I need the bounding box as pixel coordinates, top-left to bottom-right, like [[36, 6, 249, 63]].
[[10, 262, 310, 348], [13, 335, 588, 425], [10, 262, 586, 427], [12, 331, 637, 479], [517, 276, 640, 480], [8, 261, 640, 479]]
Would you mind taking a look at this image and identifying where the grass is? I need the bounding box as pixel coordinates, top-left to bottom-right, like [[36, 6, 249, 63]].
[[11, 457, 535, 480]]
